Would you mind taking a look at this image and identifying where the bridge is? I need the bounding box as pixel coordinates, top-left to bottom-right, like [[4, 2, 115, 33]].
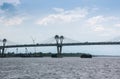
[[0, 35, 120, 57]]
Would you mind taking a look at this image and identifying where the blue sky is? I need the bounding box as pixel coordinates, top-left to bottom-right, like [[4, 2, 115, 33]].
[[1, 0, 120, 55]]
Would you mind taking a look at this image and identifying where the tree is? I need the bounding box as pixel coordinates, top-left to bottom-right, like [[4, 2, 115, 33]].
[[80, 53, 92, 58]]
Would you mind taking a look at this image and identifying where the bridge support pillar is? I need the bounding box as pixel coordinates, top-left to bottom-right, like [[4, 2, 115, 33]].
[[0, 48, 1, 57], [55, 35, 64, 57], [59, 36, 64, 56], [1, 39, 7, 57]]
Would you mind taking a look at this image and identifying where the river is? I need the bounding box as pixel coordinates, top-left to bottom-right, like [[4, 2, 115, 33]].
[[0, 57, 120, 79]]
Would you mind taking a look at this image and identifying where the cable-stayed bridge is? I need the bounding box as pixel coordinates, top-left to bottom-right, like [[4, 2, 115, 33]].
[[1, 42, 120, 48], [1, 35, 120, 57]]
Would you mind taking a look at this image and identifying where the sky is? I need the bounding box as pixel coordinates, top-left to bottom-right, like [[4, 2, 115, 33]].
[[1, 0, 120, 55]]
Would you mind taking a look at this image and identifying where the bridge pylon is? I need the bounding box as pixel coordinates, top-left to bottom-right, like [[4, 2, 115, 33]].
[[1, 38, 7, 57], [54, 35, 64, 57], [0, 48, 1, 56]]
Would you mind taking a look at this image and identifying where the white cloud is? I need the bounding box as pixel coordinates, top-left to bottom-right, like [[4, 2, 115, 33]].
[[0, 0, 20, 6], [94, 26, 105, 32], [0, 16, 25, 26], [92, 7, 99, 11], [53, 8, 64, 13], [0, 0, 25, 26], [100, 33, 111, 37], [0, 9, 5, 13], [115, 24, 120, 27], [93, 26, 118, 37], [86, 15, 119, 35], [87, 16, 105, 26], [36, 7, 88, 25], [87, 15, 117, 26], [0, 0, 21, 15]]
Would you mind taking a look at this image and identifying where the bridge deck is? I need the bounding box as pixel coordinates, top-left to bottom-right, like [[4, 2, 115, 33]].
[[1, 42, 120, 48]]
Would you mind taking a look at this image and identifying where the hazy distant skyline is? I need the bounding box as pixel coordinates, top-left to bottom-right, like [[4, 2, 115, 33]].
[[1, 0, 120, 55]]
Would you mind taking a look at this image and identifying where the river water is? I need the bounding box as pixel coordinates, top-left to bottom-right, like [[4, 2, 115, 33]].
[[0, 57, 120, 79]]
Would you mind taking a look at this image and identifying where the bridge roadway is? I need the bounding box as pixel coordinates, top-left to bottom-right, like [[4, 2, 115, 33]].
[[1, 42, 120, 48]]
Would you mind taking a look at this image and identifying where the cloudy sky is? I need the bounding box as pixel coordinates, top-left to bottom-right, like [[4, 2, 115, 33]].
[[1, 0, 120, 55]]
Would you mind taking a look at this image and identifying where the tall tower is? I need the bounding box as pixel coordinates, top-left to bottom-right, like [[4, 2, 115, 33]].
[[60, 36, 64, 55], [2, 38, 7, 57], [55, 35, 60, 55], [54, 35, 64, 57]]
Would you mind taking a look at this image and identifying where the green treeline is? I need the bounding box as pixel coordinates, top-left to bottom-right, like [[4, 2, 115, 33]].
[[0, 52, 92, 58]]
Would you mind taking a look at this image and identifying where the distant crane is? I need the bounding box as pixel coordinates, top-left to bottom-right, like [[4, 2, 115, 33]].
[[16, 48, 18, 53], [31, 36, 36, 53], [25, 48, 28, 53]]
